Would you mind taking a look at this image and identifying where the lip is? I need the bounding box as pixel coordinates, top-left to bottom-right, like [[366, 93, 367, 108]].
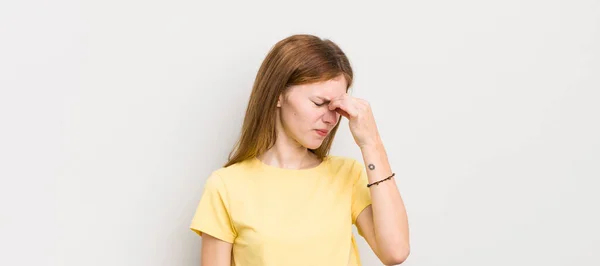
[[315, 129, 329, 136]]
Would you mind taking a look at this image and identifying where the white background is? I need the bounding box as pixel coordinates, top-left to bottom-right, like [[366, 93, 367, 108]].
[[1, 0, 599, 265]]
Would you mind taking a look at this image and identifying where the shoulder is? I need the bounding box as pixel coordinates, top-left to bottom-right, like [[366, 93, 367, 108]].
[[218, 156, 256, 173], [205, 157, 257, 185], [326, 154, 361, 167], [324, 155, 364, 177]]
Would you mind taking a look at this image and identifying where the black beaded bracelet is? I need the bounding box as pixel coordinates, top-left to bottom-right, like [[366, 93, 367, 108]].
[[367, 173, 395, 187]]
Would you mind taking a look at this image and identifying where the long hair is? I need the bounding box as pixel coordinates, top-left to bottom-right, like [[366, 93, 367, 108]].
[[224, 34, 353, 167]]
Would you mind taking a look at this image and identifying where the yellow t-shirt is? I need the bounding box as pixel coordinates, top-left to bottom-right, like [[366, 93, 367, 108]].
[[189, 155, 372, 266]]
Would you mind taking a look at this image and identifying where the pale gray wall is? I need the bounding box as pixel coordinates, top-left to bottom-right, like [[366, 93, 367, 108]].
[[1, 0, 599, 265]]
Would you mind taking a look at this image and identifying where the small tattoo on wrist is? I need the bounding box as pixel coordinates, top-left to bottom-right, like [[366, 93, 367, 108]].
[[368, 164, 375, 170]]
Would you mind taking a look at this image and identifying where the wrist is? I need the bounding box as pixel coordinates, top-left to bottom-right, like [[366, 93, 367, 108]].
[[359, 137, 383, 150]]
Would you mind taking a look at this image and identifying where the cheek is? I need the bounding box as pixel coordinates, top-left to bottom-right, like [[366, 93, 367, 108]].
[[292, 108, 319, 132], [281, 106, 305, 130], [303, 108, 323, 125], [282, 102, 323, 132]]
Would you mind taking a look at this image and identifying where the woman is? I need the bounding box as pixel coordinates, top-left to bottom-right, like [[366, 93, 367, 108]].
[[190, 34, 410, 266]]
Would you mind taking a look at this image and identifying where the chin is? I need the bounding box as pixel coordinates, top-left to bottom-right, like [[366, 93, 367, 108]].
[[305, 144, 320, 150], [303, 140, 325, 150]]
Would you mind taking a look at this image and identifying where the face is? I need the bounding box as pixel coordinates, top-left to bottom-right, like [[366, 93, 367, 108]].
[[276, 74, 347, 150]]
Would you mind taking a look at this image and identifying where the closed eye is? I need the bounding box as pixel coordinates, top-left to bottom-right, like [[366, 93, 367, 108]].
[[313, 101, 325, 107]]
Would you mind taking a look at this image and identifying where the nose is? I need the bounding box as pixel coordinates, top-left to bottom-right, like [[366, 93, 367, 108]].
[[322, 109, 339, 125]]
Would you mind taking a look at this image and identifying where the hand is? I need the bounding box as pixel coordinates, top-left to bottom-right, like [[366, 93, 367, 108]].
[[328, 93, 381, 148]]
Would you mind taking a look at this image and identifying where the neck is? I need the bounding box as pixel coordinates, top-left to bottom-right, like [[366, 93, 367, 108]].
[[257, 129, 318, 169]]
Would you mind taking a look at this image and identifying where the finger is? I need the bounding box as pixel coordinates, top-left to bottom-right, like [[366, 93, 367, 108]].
[[325, 99, 349, 118], [328, 98, 347, 112], [334, 107, 350, 119], [328, 97, 339, 110], [329, 98, 357, 117], [329, 93, 348, 105]]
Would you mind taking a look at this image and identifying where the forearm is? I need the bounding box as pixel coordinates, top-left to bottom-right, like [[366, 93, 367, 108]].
[[360, 139, 410, 261]]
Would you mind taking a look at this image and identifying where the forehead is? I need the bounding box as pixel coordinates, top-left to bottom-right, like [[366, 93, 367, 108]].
[[296, 75, 348, 99]]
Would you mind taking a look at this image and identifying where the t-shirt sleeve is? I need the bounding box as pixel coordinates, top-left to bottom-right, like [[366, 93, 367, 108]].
[[189, 172, 237, 243], [351, 160, 372, 225]]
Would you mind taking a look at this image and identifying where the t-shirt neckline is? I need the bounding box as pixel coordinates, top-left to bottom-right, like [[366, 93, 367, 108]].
[[251, 155, 330, 173]]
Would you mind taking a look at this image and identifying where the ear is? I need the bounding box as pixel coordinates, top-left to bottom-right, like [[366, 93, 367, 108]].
[[277, 93, 283, 107]]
